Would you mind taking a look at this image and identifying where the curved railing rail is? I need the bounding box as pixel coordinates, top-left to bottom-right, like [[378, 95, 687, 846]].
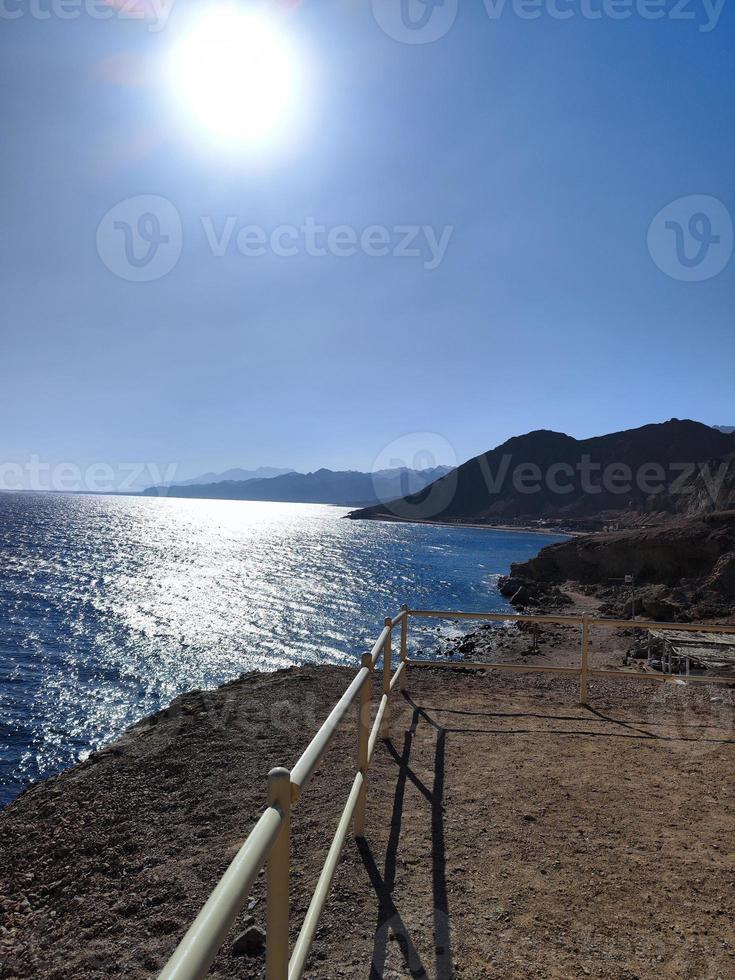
[[159, 606, 734, 979], [159, 607, 409, 980]]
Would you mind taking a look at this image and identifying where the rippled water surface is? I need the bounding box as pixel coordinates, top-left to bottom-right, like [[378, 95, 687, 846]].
[[0, 493, 564, 805]]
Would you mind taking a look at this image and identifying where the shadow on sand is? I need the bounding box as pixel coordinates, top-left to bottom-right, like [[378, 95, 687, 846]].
[[357, 697, 451, 980], [354, 690, 735, 978]]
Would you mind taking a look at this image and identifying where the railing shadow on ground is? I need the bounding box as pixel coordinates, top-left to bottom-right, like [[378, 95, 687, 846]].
[[357, 698, 452, 980], [409, 704, 735, 746], [420, 704, 735, 735], [582, 703, 735, 737], [158, 608, 735, 980], [356, 687, 735, 979]]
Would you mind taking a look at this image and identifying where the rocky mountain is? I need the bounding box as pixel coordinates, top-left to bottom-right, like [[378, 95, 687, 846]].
[[164, 466, 294, 488], [650, 451, 735, 518], [142, 466, 453, 508], [348, 420, 735, 527]]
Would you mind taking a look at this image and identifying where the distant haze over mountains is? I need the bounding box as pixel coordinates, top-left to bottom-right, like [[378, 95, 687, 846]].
[[141, 421, 735, 517], [143, 467, 453, 508], [168, 466, 294, 487], [349, 419, 735, 529]]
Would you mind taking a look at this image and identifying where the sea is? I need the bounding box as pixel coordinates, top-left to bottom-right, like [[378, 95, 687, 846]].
[[0, 493, 565, 807]]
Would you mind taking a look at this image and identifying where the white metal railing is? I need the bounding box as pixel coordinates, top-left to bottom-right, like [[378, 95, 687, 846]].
[[159, 607, 409, 980], [159, 605, 734, 979], [407, 609, 735, 701], [159, 799, 284, 980]]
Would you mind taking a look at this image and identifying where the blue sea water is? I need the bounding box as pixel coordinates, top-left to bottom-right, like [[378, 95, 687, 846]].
[[0, 493, 564, 807]]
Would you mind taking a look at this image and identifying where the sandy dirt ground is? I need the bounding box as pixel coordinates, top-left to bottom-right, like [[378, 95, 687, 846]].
[[2, 645, 735, 979]]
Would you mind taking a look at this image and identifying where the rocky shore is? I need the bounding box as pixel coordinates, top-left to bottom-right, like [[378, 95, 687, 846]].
[[3, 650, 735, 979], [3, 506, 735, 977], [0, 666, 366, 978], [497, 511, 735, 624]]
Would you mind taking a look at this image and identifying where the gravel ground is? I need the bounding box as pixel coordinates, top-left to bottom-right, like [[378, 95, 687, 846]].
[[2, 654, 734, 979]]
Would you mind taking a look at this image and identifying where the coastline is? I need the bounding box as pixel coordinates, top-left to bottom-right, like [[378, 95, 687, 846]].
[[345, 511, 583, 536], [3, 639, 735, 978]]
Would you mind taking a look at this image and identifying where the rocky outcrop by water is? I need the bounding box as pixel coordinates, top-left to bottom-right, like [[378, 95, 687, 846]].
[[502, 511, 735, 622]]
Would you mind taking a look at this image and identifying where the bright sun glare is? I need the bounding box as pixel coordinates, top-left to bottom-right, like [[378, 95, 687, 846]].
[[168, 5, 300, 151]]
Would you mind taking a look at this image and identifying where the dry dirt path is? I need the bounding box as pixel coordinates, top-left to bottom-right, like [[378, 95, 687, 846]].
[[2, 666, 734, 979]]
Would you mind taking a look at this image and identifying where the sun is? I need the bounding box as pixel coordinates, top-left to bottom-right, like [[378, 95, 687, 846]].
[[167, 5, 301, 152]]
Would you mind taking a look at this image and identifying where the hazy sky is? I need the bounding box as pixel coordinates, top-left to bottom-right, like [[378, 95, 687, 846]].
[[2, 0, 733, 488]]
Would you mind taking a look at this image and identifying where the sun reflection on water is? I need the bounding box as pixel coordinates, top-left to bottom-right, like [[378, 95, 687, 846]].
[[0, 495, 564, 805]]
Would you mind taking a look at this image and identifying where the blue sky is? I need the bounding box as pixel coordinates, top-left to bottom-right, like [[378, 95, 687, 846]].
[[1, 0, 733, 487]]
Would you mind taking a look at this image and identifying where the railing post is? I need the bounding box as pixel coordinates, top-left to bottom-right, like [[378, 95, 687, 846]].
[[354, 653, 373, 837], [380, 617, 392, 739], [266, 767, 291, 980], [399, 605, 409, 692], [580, 614, 590, 704]]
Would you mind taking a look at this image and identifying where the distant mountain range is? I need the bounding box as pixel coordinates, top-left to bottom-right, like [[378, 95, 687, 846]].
[[142, 466, 453, 508], [348, 419, 735, 528], [167, 466, 294, 487], [714, 425, 735, 434]]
